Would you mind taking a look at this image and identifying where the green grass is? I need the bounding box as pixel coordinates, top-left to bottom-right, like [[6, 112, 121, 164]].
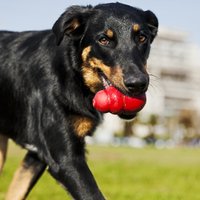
[[1, 143, 200, 200]]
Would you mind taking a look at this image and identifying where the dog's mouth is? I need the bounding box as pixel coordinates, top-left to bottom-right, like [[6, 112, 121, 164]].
[[97, 69, 126, 94], [98, 69, 111, 88], [93, 69, 146, 120]]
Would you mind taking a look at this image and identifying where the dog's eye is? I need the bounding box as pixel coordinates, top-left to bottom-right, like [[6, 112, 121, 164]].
[[138, 34, 147, 44], [98, 37, 110, 46]]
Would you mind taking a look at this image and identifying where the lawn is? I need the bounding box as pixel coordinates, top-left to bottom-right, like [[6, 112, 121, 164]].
[[1, 142, 200, 200]]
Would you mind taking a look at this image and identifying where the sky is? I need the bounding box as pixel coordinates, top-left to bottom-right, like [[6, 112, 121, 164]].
[[0, 0, 200, 46]]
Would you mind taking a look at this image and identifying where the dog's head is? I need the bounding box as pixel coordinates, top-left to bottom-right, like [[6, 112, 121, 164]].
[[53, 3, 158, 117]]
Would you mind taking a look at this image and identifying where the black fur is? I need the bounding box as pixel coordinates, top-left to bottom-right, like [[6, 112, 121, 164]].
[[0, 3, 158, 199]]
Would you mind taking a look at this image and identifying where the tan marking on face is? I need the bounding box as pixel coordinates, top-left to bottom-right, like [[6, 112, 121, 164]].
[[133, 24, 140, 32], [110, 66, 126, 90], [72, 116, 94, 137], [82, 67, 101, 92], [81, 46, 112, 93], [82, 46, 111, 75], [89, 57, 111, 77], [82, 46, 92, 62], [82, 46, 101, 92], [81, 47, 129, 94], [105, 29, 114, 39], [82, 57, 112, 92]]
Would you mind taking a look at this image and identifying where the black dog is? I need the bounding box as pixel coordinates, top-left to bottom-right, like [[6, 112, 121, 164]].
[[0, 3, 158, 200]]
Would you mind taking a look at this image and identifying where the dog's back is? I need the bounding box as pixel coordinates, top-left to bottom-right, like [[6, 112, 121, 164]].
[[0, 30, 55, 139]]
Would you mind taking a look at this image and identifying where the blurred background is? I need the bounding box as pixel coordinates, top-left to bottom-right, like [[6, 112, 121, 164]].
[[1, 1, 200, 199]]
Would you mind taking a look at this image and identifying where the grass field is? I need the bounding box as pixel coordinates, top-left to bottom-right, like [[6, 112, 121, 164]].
[[1, 143, 200, 200]]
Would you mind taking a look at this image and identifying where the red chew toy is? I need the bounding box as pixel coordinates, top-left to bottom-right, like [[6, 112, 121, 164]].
[[93, 86, 146, 114]]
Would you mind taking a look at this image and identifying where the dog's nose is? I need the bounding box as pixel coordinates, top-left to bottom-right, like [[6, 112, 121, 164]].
[[124, 76, 148, 95]]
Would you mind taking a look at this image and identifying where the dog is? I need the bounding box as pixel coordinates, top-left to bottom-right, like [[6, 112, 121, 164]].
[[0, 2, 158, 200]]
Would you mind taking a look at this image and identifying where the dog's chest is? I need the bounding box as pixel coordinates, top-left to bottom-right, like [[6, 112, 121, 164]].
[[71, 116, 95, 137]]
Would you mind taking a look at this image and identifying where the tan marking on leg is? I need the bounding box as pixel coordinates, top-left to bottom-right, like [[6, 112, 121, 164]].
[[0, 134, 8, 174], [6, 164, 35, 200], [72, 116, 94, 137], [5, 155, 46, 200]]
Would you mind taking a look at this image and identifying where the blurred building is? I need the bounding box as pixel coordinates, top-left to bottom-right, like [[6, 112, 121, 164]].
[[145, 27, 200, 117]]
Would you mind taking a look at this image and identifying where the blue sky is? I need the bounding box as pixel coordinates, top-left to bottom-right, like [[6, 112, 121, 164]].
[[0, 0, 200, 46]]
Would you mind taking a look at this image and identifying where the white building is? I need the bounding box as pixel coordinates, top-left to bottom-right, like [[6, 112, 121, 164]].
[[144, 27, 200, 117]]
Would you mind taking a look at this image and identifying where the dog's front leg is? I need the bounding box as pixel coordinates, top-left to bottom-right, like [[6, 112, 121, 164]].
[[48, 156, 105, 200], [0, 134, 8, 173], [6, 151, 46, 200]]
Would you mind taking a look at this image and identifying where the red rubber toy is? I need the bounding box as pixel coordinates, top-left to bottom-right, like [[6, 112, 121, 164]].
[[93, 86, 146, 114]]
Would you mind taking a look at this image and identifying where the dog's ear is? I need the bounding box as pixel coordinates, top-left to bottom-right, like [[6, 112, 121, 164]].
[[52, 6, 94, 45], [144, 10, 158, 43]]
